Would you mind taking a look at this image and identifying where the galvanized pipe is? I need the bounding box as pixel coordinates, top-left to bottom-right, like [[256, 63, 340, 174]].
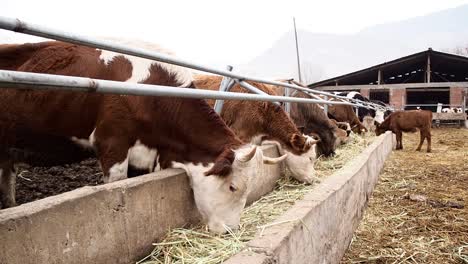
[[214, 65, 234, 113], [0, 70, 355, 105], [237, 80, 280, 106], [0, 16, 372, 109]]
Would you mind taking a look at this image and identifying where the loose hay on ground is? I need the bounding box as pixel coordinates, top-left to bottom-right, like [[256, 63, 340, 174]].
[[138, 132, 376, 264], [342, 128, 468, 264]]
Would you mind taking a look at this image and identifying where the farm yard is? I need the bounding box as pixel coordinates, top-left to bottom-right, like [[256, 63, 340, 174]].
[[342, 128, 468, 264], [1, 4, 468, 264]]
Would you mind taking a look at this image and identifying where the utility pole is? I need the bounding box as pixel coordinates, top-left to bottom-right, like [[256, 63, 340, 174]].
[[293, 17, 302, 83]]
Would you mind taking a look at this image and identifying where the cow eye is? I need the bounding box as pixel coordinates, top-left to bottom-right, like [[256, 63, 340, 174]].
[[229, 184, 238, 192]]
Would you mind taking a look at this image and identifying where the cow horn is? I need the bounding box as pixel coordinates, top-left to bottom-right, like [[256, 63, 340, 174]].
[[263, 154, 287, 165], [237, 146, 257, 162], [261, 140, 285, 154], [306, 137, 320, 146]]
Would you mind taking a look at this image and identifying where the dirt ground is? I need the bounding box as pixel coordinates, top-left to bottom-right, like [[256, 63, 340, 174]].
[[342, 128, 468, 263], [14, 158, 103, 205]]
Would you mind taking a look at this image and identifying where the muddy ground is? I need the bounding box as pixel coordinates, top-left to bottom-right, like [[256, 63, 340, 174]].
[[341, 128, 468, 263], [15, 158, 103, 205]]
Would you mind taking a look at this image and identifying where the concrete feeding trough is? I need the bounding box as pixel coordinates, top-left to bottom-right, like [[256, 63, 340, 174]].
[[223, 131, 394, 264], [0, 146, 283, 264], [0, 132, 393, 264]]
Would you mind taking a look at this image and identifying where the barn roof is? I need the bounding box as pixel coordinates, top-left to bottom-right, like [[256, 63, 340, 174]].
[[308, 49, 468, 88]]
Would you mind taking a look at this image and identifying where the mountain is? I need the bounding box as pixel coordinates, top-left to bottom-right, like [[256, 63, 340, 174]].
[[241, 4, 468, 84]]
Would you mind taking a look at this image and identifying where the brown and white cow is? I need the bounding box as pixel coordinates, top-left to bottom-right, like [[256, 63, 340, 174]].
[[193, 75, 320, 184], [0, 40, 283, 233], [286, 90, 351, 157], [272, 80, 353, 155], [328, 119, 351, 146], [327, 104, 367, 134], [376, 110, 432, 152]]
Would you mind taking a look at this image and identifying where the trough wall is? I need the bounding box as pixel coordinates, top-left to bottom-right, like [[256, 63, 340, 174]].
[[0, 146, 283, 264], [224, 131, 394, 264]]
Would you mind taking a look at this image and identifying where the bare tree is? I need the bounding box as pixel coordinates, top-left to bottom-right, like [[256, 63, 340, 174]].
[[443, 44, 468, 57]]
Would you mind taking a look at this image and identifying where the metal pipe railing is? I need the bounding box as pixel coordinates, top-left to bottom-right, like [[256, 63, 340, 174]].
[[0, 70, 354, 105], [0, 16, 378, 110]]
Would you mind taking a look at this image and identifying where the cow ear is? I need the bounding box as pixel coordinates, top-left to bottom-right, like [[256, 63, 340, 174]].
[[204, 149, 234, 176], [289, 133, 307, 152], [204, 159, 232, 176]]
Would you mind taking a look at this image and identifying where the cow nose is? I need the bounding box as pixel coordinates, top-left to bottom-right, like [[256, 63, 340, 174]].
[[208, 221, 239, 234]]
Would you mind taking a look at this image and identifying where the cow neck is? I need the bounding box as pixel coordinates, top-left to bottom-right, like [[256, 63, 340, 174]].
[[135, 96, 242, 169], [264, 103, 305, 155]]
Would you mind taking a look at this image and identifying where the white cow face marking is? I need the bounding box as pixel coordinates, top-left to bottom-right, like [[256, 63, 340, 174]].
[[172, 145, 281, 234], [265, 136, 320, 184], [284, 136, 319, 184], [374, 110, 385, 124]]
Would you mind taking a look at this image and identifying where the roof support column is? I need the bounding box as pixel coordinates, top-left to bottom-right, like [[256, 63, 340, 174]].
[[426, 52, 431, 83], [377, 69, 382, 85]]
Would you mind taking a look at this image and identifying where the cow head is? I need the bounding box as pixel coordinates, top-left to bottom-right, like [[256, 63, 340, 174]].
[[173, 145, 285, 234], [375, 123, 385, 136], [333, 128, 350, 147], [299, 125, 336, 158], [351, 123, 367, 134], [265, 134, 320, 184]]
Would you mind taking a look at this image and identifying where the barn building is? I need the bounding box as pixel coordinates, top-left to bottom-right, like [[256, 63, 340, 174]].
[[308, 48, 468, 113]]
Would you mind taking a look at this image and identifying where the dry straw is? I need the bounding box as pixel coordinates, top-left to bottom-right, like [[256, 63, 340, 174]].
[[138, 132, 376, 264]]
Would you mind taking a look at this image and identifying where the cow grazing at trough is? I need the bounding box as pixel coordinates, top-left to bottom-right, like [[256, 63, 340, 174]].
[[271, 79, 349, 156], [376, 110, 432, 152], [329, 120, 351, 145], [0, 41, 285, 233], [327, 104, 367, 134], [286, 90, 346, 157], [193, 75, 320, 184]]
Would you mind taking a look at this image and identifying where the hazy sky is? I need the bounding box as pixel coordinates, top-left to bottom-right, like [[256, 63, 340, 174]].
[[2, 0, 468, 69]]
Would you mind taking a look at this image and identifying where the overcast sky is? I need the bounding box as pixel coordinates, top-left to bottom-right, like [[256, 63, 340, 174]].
[[3, 0, 468, 69]]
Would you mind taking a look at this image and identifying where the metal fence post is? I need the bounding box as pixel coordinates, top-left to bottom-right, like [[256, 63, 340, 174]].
[[284, 87, 291, 114], [324, 95, 328, 114], [214, 65, 234, 114]]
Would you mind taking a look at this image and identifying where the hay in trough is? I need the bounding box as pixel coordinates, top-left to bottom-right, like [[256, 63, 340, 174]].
[[138, 132, 376, 264]]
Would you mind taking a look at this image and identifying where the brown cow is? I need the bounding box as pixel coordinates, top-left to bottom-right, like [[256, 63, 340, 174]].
[[0, 40, 283, 233], [193, 75, 319, 184], [327, 104, 367, 134], [376, 110, 432, 152], [287, 90, 339, 157], [271, 80, 343, 156]]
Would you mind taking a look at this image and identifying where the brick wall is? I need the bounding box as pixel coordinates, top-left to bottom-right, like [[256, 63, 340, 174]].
[[450, 87, 466, 106], [390, 88, 406, 110], [360, 88, 370, 98]]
